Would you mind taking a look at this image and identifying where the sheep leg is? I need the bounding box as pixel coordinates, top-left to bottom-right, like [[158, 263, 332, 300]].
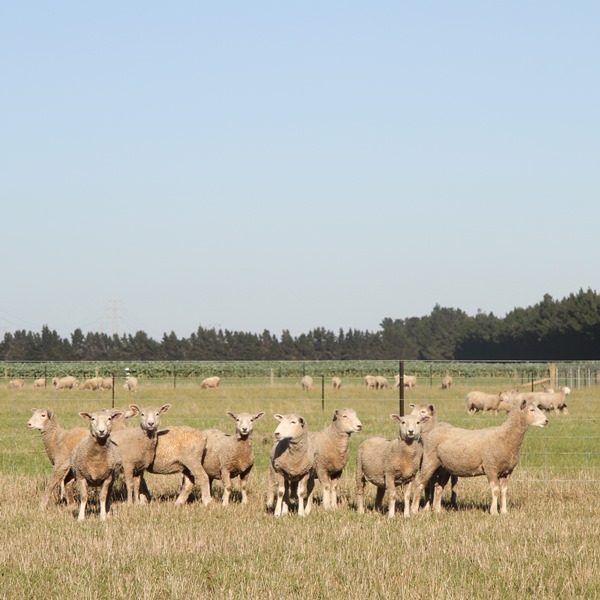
[[274, 477, 286, 517], [123, 467, 135, 504], [77, 479, 88, 522], [330, 475, 340, 509], [433, 470, 451, 513], [450, 475, 459, 509], [190, 464, 212, 506], [220, 469, 232, 506], [297, 475, 311, 517], [499, 475, 509, 514], [99, 477, 114, 521], [488, 475, 500, 515], [316, 469, 331, 510], [239, 468, 252, 504], [385, 472, 397, 518], [411, 458, 441, 515], [304, 475, 315, 516], [139, 475, 151, 504], [403, 482, 413, 518], [40, 464, 72, 509], [374, 486, 386, 513], [355, 474, 366, 514]]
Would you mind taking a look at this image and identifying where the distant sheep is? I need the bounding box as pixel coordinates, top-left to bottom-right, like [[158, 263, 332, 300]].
[[308, 408, 362, 511], [356, 413, 423, 518], [441, 375, 453, 389], [33, 377, 46, 388], [364, 375, 377, 389], [465, 391, 506, 414], [374, 375, 389, 390], [123, 375, 138, 393], [200, 376, 220, 390], [8, 378, 25, 388], [268, 413, 314, 517], [52, 376, 79, 390], [560, 386, 571, 396], [332, 376, 342, 390], [521, 391, 569, 415], [101, 377, 113, 390], [71, 408, 124, 521], [394, 374, 417, 389], [201, 411, 265, 505], [81, 377, 103, 391], [301, 375, 313, 391], [411, 400, 548, 515]]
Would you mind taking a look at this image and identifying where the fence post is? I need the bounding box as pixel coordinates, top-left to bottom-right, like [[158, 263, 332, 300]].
[[399, 360, 405, 416], [111, 375, 115, 408], [173, 364, 177, 389], [321, 374, 325, 412]]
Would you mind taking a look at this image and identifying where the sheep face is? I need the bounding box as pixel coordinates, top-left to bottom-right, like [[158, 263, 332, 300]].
[[227, 411, 265, 437], [390, 413, 422, 441], [273, 414, 306, 441], [133, 404, 171, 433], [79, 409, 123, 440], [520, 401, 549, 428], [27, 408, 53, 430], [333, 408, 362, 433]]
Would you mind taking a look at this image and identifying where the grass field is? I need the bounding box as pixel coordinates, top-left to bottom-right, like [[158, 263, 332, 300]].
[[1, 376, 599, 599]]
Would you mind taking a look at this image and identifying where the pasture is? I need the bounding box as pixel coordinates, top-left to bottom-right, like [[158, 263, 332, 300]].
[[1, 371, 599, 599]]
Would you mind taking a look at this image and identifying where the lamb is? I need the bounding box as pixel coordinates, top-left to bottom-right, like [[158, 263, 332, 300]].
[[110, 403, 171, 504], [465, 391, 506, 414], [355, 413, 423, 518], [200, 376, 220, 390], [147, 426, 212, 505], [410, 400, 548, 515], [71, 408, 124, 521], [332, 376, 342, 390], [52, 376, 79, 390], [301, 375, 313, 391], [8, 378, 24, 388], [123, 375, 138, 393], [307, 408, 362, 511], [394, 374, 417, 389], [201, 411, 265, 505], [27, 408, 89, 509], [441, 375, 453, 389], [364, 375, 377, 389], [33, 377, 46, 388], [268, 413, 314, 517], [374, 375, 389, 389], [521, 391, 568, 414]]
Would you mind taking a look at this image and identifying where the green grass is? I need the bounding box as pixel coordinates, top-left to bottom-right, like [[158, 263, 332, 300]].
[[1, 378, 599, 599]]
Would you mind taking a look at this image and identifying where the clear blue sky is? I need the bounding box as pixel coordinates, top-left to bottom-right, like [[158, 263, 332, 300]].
[[2, 2, 598, 340]]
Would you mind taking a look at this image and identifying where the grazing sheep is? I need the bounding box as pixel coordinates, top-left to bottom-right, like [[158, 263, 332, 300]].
[[201, 411, 265, 505], [33, 377, 46, 388], [307, 408, 362, 511], [27, 408, 89, 509], [110, 404, 171, 504], [8, 378, 25, 388], [355, 413, 423, 518], [101, 377, 113, 390], [269, 414, 315, 517], [465, 391, 506, 414], [52, 376, 80, 390], [200, 376, 220, 390], [411, 400, 548, 515], [521, 391, 568, 414], [81, 377, 103, 390], [147, 426, 212, 505], [374, 375, 389, 390], [332, 376, 342, 390], [364, 375, 377, 389], [71, 408, 124, 521], [394, 374, 417, 389], [301, 375, 313, 391], [441, 375, 453, 389], [123, 375, 138, 393]]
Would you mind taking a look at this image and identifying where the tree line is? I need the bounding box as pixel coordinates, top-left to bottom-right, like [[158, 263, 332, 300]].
[[1, 289, 599, 362]]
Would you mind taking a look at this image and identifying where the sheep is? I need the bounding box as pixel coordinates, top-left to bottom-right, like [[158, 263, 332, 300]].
[[71, 408, 124, 521], [52, 376, 79, 390], [307, 408, 362, 511], [355, 413, 423, 518], [364, 375, 377, 389], [394, 374, 417, 389], [521, 391, 568, 414], [81, 377, 103, 390], [123, 375, 138, 393], [147, 426, 212, 505], [27, 408, 89, 509], [110, 403, 171, 504], [410, 400, 548, 515], [8, 378, 25, 388], [101, 377, 113, 390], [560, 386, 571, 396], [201, 411, 265, 505], [441, 375, 453, 389], [200, 376, 220, 390], [332, 376, 342, 390], [465, 391, 506, 414], [301, 375, 313, 391], [33, 377, 46, 388], [269, 413, 315, 517], [374, 375, 389, 390]]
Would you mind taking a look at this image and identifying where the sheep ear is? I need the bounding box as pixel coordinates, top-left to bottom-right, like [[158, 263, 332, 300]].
[[160, 404, 171, 414], [227, 411, 236, 420], [428, 404, 435, 414], [520, 399, 527, 410], [409, 404, 415, 409], [110, 410, 124, 420], [299, 416, 306, 427], [274, 414, 283, 422], [31, 408, 37, 413], [333, 409, 340, 420], [390, 414, 401, 422], [254, 412, 265, 420], [128, 404, 140, 415], [79, 412, 92, 422]]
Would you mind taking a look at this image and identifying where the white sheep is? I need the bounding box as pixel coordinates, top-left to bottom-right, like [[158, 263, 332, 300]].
[[101, 377, 113, 390], [465, 391, 507, 414], [364, 375, 377, 389], [521, 391, 568, 414], [355, 413, 423, 518], [441, 375, 453, 389], [8, 378, 25, 388], [147, 426, 212, 505], [201, 411, 265, 505], [394, 374, 417, 389], [269, 413, 315, 517], [411, 400, 548, 515], [559, 386, 571, 396], [374, 375, 389, 389], [307, 408, 362, 511], [52, 376, 80, 390], [301, 375, 313, 391], [110, 403, 171, 504], [33, 377, 46, 388], [123, 375, 138, 393], [27, 408, 89, 509], [332, 376, 342, 390], [200, 376, 220, 390], [81, 377, 103, 390], [71, 408, 124, 521]]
